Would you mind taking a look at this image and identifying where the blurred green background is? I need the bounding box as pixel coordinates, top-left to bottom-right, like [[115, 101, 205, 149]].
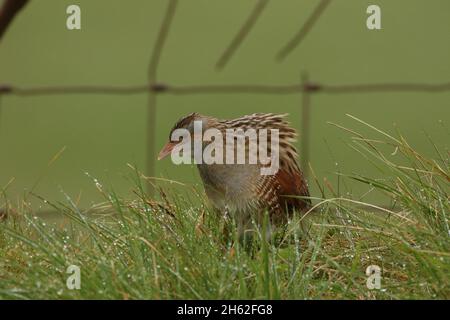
[[0, 0, 449, 209]]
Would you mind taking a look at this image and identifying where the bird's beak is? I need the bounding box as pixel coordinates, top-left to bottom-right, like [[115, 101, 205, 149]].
[[158, 142, 176, 160]]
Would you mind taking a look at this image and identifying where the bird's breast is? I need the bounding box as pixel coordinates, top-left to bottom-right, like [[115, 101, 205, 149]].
[[197, 163, 262, 212]]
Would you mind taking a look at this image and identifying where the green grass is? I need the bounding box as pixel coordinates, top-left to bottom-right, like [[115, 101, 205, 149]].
[[0, 119, 449, 299]]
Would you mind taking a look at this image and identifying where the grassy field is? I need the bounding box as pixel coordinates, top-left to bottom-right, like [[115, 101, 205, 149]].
[[0, 120, 448, 299]]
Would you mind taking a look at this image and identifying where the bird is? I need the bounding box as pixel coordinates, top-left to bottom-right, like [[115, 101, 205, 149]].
[[158, 113, 311, 239]]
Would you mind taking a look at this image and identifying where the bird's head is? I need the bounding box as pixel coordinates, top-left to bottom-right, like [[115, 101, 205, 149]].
[[158, 112, 211, 160]]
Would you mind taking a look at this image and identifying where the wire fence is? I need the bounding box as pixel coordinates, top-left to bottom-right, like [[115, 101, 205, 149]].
[[0, 0, 449, 195]]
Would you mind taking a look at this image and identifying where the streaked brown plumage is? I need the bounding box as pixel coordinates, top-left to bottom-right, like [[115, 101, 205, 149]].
[[158, 113, 311, 237]]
